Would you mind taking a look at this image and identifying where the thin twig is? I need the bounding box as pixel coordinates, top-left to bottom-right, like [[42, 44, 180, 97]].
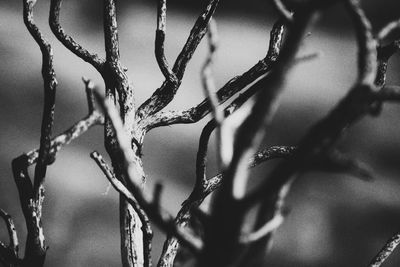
[[271, 0, 293, 22], [239, 213, 284, 244], [377, 19, 400, 41], [369, 233, 400, 267], [155, 0, 178, 84], [201, 19, 223, 125]]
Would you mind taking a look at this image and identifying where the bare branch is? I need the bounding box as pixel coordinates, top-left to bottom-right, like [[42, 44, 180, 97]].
[[345, 0, 377, 86], [195, 121, 215, 191], [369, 233, 400, 267], [377, 19, 400, 41], [82, 77, 96, 114], [239, 212, 284, 244], [90, 152, 153, 267], [103, 0, 136, 149], [94, 91, 203, 254], [155, 0, 178, 84], [10, 78, 103, 266], [49, 0, 105, 72], [141, 19, 286, 131], [137, 0, 220, 118], [241, 1, 379, 262], [201, 19, 223, 125], [157, 145, 296, 267], [0, 209, 19, 260], [22, 0, 57, 263], [172, 0, 219, 79], [271, 0, 293, 23], [104, 0, 120, 65], [23, 0, 58, 196], [16, 79, 104, 167]]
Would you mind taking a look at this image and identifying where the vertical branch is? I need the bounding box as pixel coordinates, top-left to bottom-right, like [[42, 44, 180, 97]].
[[91, 152, 153, 267], [155, 0, 178, 84], [104, 0, 120, 65], [94, 90, 202, 252], [103, 2, 143, 267], [345, 0, 377, 86], [21, 0, 58, 265], [201, 19, 223, 125], [24, 0, 58, 194]]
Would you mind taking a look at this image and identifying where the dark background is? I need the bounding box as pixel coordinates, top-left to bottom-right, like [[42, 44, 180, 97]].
[[1, 0, 400, 266]]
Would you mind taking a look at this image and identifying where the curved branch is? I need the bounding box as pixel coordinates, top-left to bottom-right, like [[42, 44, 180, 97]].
[[49, 0, 105, 72], [377, 19, 400, 42], [155, 0, 178, 84], [239, 212, 284, 244], [0, 209, 19, 260]]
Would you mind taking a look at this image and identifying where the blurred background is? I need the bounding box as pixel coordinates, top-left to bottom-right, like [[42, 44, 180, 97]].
[[1, 0, 400, 266]]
